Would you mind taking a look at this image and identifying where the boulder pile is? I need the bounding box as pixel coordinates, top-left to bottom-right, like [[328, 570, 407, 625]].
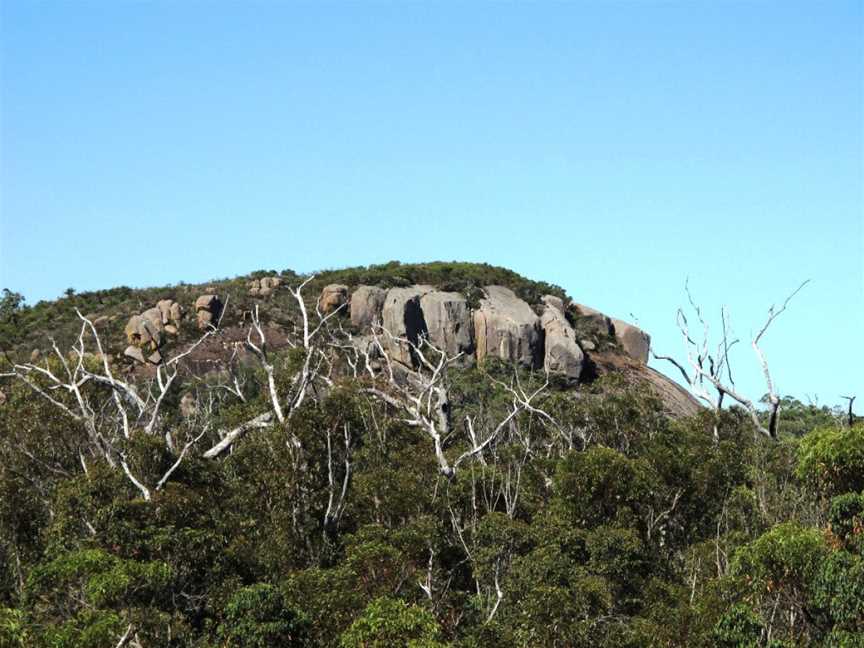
[[320, 283, 650, 382], [123, 299, 183, 365], [248, 276, 282, 297]]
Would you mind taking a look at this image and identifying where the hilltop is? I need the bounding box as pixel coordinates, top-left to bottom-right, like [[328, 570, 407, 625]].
[[0, 261, 699, 418]]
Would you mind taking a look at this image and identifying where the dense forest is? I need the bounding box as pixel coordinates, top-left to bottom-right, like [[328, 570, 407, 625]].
[[0, 263, 861, 647]]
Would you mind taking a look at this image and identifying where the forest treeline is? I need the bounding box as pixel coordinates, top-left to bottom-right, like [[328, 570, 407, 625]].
[[0, 264, 861, 647]]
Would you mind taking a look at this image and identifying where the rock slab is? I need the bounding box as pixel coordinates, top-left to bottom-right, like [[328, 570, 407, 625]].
[[610, 318, 651, 364], [350, 286, 386, 328], [382, 286, 433, 365], [540, 303, 584, 381], [420, 291, 474, 361], [473, 286, 541, 368]]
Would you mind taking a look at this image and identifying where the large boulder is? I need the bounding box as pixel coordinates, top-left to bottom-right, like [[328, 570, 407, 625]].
[[382, 286, 433, 365], [573, 303, 613, 335], [540, 303, 584, 382], [473, 286, 541, 368], [319, 284, 349, 314], [249, 276, 282, 297], [195, 294, 223, 331], [419, 291, 474, 361], [124, 314, 163, 350], [610, 318, 651, 364], [142, 307, 165, 333], [350, 286, 386, 328], [156, 299, 183, 330]]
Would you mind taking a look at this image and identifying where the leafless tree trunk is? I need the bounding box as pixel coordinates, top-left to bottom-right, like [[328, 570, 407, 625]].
[[841, 395, 856, 427], [654, 280, 808, 440], [2, 307, 225, 499]]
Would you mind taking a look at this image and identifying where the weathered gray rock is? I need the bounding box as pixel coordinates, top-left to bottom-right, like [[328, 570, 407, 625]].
[[248, 276, 281, 297], [195, 295, 222, 330], [541, 294, 565, 312], [350, 286, 386, 328], [195, 294, 220, 311], [319, 284, 349, 314], [155, 299, 183, 330], [419, 291, 474, 360], [142, 307, 165, 332], [124, 345, 145, 364], [382, 286, 433, 365], [610, 318, 650, 364], [124, 300, 185, 364], [573, 303, 613, 335], [473, 286, 541, 368], [197, 311, 214, 330], [541, 304, 584, 381], [124, 314, 162, 349], [156, 300, 171, 324]]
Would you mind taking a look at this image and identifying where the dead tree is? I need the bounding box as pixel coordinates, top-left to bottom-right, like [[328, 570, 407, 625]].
[[841, 395, 856, 428], [210, 275, 347, 457], [359, 325, 551, 480], [1, 307, 224, 499], [653, 280, 809, 440]]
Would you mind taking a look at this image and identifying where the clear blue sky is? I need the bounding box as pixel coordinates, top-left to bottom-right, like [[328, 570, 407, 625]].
[[1, 1, 862, 404]]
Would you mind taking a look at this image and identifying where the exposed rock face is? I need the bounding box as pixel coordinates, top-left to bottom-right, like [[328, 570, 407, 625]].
[[419, 291, 474, 361], [319, 284, 349, 314], [382, 286, 433, 365], [195, 295, 223, 331], [540, 303, 584, 381], [350, 286, 386, 328], [541, 294, 565, 313], [248, 276, 282, 297], [610, 318, 650, 364], [573, 303, 613, 335], [642, 366, 700, 418], [473, 286, 541, 368]]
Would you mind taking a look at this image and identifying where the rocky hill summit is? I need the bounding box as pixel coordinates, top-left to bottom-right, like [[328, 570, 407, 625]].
[[1, 261, 699, 418]]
